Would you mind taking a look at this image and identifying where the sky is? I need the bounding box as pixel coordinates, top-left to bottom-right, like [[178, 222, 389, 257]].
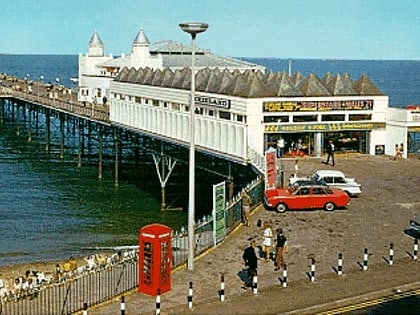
[[0, 0, 419, 59]]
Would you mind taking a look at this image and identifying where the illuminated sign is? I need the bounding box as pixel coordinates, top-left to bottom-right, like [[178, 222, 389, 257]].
[[263, 100, 374, 112], [264, 122, 385, 133], [195, 95, 231, 109]]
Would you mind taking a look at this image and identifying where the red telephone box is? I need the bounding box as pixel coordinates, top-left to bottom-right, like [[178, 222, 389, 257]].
[[138, 223, 172, 296]]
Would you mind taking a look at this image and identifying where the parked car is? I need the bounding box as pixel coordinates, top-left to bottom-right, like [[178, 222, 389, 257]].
[[264, 184, 350, 213], [289, 170, 362, 197]]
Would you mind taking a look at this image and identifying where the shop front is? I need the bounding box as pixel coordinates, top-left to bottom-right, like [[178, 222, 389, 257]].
[[264, 122, 383, 158]]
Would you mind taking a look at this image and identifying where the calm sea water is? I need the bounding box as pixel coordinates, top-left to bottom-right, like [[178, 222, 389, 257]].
[[0, 55, 419, 267]]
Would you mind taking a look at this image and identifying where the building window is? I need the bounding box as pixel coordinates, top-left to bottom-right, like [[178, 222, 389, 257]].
[[321, 114, 345, 122], [195, 107, 204, 115], [219, 111, 231, 120], [153, 99, 159, 106], [264, 116, 289, 123], [135, 96, 141, 103], [237, 115, 244, 122], [293, 115, 318, 122], [163, 102, 168, 108], [172, 103, 180, 111], [208, 109, 214, 116], [349, 114, 372, 121]]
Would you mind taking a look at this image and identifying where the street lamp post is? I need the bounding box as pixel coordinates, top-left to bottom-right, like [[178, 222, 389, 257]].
[[179, 22, 208, 271]]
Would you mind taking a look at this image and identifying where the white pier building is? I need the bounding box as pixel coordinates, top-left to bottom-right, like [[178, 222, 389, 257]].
[[78, 29, 419, 173]]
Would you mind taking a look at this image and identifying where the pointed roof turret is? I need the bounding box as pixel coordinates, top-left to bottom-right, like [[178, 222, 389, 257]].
[[133, 28, 150, 46], [89, 31, 104, 48]]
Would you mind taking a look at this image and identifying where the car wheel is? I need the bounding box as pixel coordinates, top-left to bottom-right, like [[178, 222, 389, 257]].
[[276, 203, 287, 213], [324, 202, 336, 211]]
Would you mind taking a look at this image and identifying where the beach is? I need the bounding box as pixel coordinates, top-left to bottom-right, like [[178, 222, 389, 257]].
[[1, 153, 420, 313]]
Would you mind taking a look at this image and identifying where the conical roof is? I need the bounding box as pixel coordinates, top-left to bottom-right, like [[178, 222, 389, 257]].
[[297, 73, 331, 96], [88, 31, 104, 47], [326, 73, 358, 96], [353, 75, 383, 95], [133, 28, 150, 46], [115, 67, 383, 99]]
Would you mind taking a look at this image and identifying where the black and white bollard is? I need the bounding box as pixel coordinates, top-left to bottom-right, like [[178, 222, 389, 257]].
[[389, 243, 394, 265], [188, 282, 193, 309], [252, 270, 258, 295], [310, 258, 316, 282], [282, 265, 287, 288], [155, 290, 161, 315], [220, 275, 225, 302], [337, 253, 343, 276], [363, 248, 369, 271], [121, 295, 126, 315], [414, 238, 418, 260], [82, 302, 88, 315]]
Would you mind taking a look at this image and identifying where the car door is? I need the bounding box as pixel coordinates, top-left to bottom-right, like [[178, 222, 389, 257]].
[[292, 186, 310, 209], [310, 186, 327, 209]]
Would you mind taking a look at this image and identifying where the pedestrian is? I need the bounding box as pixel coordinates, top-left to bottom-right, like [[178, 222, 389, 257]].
[[242, 239, 258, 289], [277, 136, 285, 158], [325, 140, 335, 166], [262, 222, 273, 261], [399, 143, 404, 159], [241, 189, 252, 227], [294, 158, 299, 178], [274, 228, 288, 271]]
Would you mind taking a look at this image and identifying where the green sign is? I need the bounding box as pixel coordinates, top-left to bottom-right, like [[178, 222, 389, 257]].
[[213, 181, 226, 245]]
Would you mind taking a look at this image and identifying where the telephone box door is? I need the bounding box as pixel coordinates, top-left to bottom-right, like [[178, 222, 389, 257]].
[[138, 224, 172, 296]]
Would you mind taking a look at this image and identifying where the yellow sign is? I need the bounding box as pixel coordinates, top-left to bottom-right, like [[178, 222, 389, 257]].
[[264, 122, 385, 133]]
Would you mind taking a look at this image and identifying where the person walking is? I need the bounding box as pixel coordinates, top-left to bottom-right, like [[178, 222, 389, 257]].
[[242, 239, 258, 289], [325, 140, 335, 166], [262, 222, 273, 261], [241, 189, 252, 227], [274, 228, 288, 271]]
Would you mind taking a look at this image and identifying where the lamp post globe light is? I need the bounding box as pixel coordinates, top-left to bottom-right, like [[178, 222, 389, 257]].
[[179, 22, 208, 271]]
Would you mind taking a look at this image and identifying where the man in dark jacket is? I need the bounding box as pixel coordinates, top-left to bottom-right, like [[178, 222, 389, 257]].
[[242, 239, 258, 288]]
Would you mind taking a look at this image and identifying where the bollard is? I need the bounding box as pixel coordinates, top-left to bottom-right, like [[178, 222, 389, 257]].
[[121, 295, 126, 315], [337, 253, 343, 276], [220, 275, 225, 302], [252, 270, 258, 295], [82, 302, 88, 315], [155, 289, 161, 315], [282, 265, 287, 288], [414, 238, 418, 260], [310, 258, 316, 282], [363, 248, 369, 271], [188, 282, 193, 309], [389, 243, 394, 265]]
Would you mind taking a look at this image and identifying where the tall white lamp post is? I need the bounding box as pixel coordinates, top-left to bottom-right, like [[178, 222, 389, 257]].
[[179, 22, 208, 271]]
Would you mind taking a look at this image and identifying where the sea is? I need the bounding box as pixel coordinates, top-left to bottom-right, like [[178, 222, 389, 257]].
[[0, 55, 419, 267]]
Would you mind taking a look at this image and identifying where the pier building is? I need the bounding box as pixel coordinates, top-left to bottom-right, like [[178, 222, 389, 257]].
[[109, 67, 389, 173], [78, 29, 264, 106]]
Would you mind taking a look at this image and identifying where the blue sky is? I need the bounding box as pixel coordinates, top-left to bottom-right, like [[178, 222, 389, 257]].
[[0, 0, 418, 59]]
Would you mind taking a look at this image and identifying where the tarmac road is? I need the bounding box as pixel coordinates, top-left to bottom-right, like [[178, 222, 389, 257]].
[[89, 154, 420, 314]]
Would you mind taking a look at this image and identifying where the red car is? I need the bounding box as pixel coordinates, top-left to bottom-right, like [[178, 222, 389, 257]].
[[264, 184, 350, 212]]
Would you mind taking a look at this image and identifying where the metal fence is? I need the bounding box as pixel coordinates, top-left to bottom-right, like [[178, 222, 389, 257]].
[[0, 177, 263, 315]]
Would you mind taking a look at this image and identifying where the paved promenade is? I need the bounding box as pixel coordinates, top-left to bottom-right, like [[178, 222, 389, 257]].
[[89, 155, 420, 314]]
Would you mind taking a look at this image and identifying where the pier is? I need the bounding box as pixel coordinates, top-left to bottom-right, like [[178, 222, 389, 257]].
[[0, 74, 258, 210]]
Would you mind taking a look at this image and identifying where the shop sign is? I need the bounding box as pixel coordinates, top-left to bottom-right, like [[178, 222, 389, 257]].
[[264, 122, 385, 133], [265, 148, 277, 190], [263, 100, 373, 112], [408, 126, 420, 132], [213, 181, 226, 245], [195, 95, 231, 109]]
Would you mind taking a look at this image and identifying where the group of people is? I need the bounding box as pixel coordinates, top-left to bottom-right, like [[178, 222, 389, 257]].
[[241, 221, 288, 289]]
